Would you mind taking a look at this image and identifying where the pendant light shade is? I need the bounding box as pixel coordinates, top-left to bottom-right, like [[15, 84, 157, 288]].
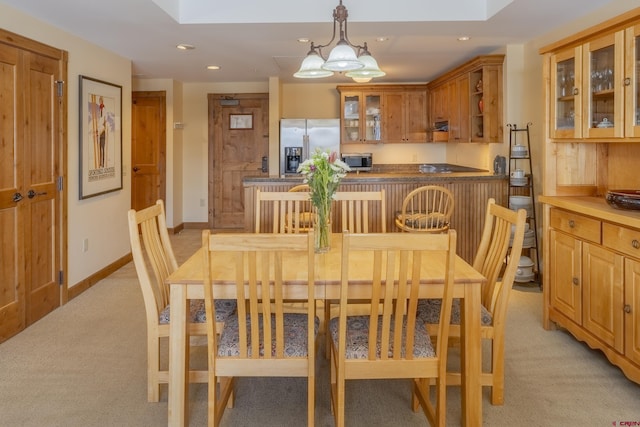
[[345, 53, 386, 79], [322, 41, 364, 72], [294, 51, 334, 78], [293, 1, 385, 80]]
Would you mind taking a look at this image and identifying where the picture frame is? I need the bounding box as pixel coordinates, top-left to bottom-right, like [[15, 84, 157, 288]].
[[79, 75, 123, 199], [229, 113, 253, 129]]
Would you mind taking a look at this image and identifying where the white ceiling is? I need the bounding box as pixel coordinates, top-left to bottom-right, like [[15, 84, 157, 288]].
[[0, 0, 617, 84]]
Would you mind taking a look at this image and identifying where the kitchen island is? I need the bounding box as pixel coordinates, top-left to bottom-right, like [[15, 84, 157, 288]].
[[244, 164, 507, 263]]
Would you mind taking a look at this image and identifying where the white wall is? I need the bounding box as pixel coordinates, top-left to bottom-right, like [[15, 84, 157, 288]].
[[0, 3, 132, 287], [181, 82, 269, 222]]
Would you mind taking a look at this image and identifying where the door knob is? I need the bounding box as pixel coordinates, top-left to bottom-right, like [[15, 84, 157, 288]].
[[133, 166, 140, 172], [12, 192, 23, 202]]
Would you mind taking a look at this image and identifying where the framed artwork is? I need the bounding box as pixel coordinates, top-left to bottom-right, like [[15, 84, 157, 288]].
[[229, 113, 253, 129], [79, 75, 123, 199]]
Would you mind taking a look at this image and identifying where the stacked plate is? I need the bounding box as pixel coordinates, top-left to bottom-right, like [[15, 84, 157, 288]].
[[510, 229, 535, 248], [509, 195, 533, 217], [511, 145, 528, 158], [510, 176, 527, 186]]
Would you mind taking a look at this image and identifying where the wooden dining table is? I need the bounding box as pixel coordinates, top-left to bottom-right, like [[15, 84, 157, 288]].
[[166, 235, 486, 426]]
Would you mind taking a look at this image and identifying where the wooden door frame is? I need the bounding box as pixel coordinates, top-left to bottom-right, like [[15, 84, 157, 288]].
[[0, 28, 68, 304]]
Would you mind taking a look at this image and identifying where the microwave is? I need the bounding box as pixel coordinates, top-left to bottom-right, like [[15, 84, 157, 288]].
[[341, 153, 372, 171]]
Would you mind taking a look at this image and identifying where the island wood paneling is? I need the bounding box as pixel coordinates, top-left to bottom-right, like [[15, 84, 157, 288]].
[[245, 178, 507, 263]]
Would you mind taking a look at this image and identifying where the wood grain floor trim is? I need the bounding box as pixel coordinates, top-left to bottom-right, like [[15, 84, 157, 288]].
[[67, 253, 133, 301]]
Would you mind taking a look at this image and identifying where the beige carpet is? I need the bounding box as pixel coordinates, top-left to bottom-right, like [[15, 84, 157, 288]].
[[1, 229, 639, 426]]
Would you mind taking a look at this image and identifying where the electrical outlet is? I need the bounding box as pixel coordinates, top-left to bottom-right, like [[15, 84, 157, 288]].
[[82, 238, 89, 253], [412, 153, 418, 162], [200, 198, 205, 207]]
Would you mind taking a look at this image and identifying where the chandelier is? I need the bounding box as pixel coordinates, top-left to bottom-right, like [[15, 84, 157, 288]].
[[294, 1, 385, 81]]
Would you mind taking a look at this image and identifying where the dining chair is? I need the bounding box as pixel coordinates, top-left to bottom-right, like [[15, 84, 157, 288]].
[[254, 189, 314, 233], [417, 198, 526, 405], [324, 189, 387, 356], [329, 230, 457, 427], [127, 200, 236, 402], [395, 185, 454, 233], [202, 230, 318, 427]]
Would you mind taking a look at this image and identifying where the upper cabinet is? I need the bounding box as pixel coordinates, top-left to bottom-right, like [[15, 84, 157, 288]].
[[337, 84, 427, 144], [427, 55, 504, 143], [339, 89, 383, 144], [383, 89, 428, 143], [548, 19, 640, 141]]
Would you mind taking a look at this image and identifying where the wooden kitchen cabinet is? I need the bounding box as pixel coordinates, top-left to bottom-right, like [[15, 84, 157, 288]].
[[549, 46, 582, 139], [625, 257, 640, 366], [547, 19, 640, 141], [337, 84, 427, 144], [449, 74, 470, 142], [548, 227, 624, 353], [541, 8, 640, 386], [426, 55, 503, 143], [549, 229, 582, 325], [339, 89, 383, 144], [542, 201, 640, 384], [430, 84, 448, 123], [383, 89, 427, 143]]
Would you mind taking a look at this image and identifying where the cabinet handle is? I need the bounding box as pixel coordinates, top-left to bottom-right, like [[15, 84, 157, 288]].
[[572, 277, 579, 286], [624, 304, 631, 314], [568, 219, 576, 228], [624, 77, 631, 86], [572, 87, 579, 95], [632, 239, 640, 249]]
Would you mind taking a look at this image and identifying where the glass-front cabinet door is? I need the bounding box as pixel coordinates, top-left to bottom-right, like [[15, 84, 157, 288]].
[[583, 31, 624, 139], [624, 23, 640, 138], [550, 47, 581, 139], [340, 91, 382, 144]]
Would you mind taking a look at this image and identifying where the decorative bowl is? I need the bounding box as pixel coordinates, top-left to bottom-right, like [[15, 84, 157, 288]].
[[605, 190, 640, 210]]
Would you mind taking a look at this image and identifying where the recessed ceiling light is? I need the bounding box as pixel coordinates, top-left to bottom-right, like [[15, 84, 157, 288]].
[[375, 37, 388, 42], [176, 44, 195, 50], [297, 38, 310, 43], [207, 65, 221, 70], [457, 36, 470, 41]]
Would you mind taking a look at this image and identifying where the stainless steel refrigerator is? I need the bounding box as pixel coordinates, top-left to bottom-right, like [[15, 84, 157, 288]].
[[280, 118, 340, 176]]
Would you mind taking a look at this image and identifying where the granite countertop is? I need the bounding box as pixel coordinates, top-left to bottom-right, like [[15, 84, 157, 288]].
[[245, 163, 505, 184]]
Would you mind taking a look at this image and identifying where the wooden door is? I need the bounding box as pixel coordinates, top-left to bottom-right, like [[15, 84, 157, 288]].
[[131, 91, 166, 212], [209, 93, 269, 229], [0, 30, 65, 342]]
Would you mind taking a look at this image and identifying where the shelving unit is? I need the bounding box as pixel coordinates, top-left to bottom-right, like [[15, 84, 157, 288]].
[[507, 123, 540, 285]]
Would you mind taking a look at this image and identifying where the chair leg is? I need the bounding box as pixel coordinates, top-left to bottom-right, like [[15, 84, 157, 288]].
[[329, 343, 345, 427], [148, 334, 161, 402], [209, 374, 234, 427], [307, 376, 315, 427], [490, 337, 505, 405], [324, 302, 331, 359]]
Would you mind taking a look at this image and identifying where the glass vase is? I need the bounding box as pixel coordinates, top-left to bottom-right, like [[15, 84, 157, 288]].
[[313, 208, 331, 254]]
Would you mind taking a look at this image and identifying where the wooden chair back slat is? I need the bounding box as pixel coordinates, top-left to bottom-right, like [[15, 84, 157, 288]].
[[334, 190, 386, 233], [395, 185, 454, 233]]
